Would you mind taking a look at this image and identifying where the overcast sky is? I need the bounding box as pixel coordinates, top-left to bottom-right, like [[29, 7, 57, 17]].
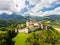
[[0, 0, 60, 16]]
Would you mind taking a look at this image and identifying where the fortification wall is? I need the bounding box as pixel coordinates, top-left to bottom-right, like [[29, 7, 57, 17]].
[[18, 28, 29, 33]]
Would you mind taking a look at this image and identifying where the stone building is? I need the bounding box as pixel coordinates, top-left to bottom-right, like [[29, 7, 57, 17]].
[[15, 20, 49, 33], [26, 20, 41, 27]]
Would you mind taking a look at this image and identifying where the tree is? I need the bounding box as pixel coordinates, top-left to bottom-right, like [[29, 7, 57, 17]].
[[25, 27, 60, 45], [0, 28, 17, 45]]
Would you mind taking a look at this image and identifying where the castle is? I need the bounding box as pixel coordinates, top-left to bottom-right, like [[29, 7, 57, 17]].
[[26, 20, 43, 29], [15, 20, 49, 33]]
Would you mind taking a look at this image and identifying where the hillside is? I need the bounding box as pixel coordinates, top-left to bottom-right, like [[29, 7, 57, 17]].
[[0, 13, 25, 20], [41, 15, 60, 27], [13, 27, 60, 45], [0, 13, 60, 27], [0, 13, 60, 21]]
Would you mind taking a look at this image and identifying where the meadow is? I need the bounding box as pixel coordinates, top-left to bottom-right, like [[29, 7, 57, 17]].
[[13, 30, 40, 45]]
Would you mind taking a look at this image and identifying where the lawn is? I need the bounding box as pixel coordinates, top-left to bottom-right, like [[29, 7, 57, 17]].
[[13, 32, 28, 45], [28, 25, 35, 29], [13, 30, 40, 45]]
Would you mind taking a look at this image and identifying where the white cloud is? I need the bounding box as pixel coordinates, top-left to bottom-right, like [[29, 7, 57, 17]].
[[55, 1, 60, 4], [23, 7, 60, 16], [0, 0, 26, 14], [27, 0, 58, 13], [0, 0, 12, 10], [30, 3, 43, 13], [27, 0, 40, 5], [0, 0, 60, 16], [12, 0, 26, 12], [23, 0, 60, 16], [43, 7, 60, 16], [0, 0, 13, 14], [0, 10, 13, 14]]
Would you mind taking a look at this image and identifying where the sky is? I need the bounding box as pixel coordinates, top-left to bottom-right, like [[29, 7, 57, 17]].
[[0, 0, 60, 16]]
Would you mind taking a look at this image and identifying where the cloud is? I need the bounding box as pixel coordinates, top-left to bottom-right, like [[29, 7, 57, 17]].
[[23, 0, 60, 16], [0, 0, 12, 10], [0, 10, 13, 14], [26, 7, 60, 16], [12, 0, 26, 12], [26, 0, 58, 13], [0, 0, 60, 16], [0, 0, 13, 14], [43, 7, 60, 16], [0, 0, 26, 14]]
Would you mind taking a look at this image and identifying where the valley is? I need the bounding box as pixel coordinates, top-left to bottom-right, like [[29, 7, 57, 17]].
[[0, 13, 60, 45], [0, 0, 60, 45]]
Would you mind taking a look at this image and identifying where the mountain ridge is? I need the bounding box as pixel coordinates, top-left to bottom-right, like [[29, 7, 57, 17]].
[[0, 13, 60, 21]]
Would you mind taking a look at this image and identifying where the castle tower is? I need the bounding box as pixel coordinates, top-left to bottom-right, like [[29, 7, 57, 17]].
[[41, 24, 43, 29], [39, 21, 43, 29], [15, 28, 18, 33], [26, 20, 30, 27]]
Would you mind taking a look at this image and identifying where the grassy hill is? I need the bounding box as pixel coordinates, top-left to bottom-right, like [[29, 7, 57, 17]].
[[0, 13, 60, 27], [13, 30, 40, 45], [13, 32, 28, 45], [13, 27, 60, 45]]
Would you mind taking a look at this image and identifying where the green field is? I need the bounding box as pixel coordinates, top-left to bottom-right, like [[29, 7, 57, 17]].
[[13, 30, 40, 45], [53, 25, 60, 28], [13, 32, 28, 45], [13, 32, 34, 45]]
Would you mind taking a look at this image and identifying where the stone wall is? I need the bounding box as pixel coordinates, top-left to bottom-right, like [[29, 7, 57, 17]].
[[15, 26, 40, 33], [15, 20, 50, 33], [15, 25, 49, 33], [15, 28, 29, 33], [29, 26, 40, 32], [19, 28, 29, 33]]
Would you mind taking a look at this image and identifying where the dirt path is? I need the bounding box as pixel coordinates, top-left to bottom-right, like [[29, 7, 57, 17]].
[[55, 28, 60, 32]]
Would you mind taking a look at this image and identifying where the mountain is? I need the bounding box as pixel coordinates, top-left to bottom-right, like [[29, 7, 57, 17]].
[[40, 15, 60, 26], [0, 13, 41, 21], [0, 13, 60, 27], [0, 13, 60, 22], [0, 13, 24, 20], [42, 15, 60, 21]]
